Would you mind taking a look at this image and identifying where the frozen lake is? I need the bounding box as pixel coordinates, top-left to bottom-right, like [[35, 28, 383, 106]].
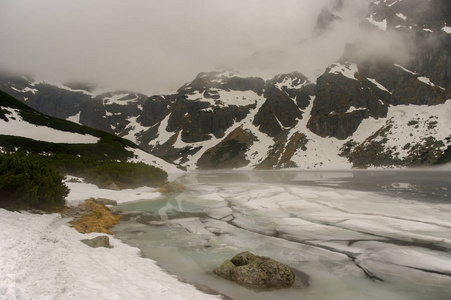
[[113, 170, 451, 300]]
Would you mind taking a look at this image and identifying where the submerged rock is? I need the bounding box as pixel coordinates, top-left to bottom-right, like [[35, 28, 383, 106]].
[[81, 236, 111, 248], [213, 251, 295, 289], [93, 198, 118, 206]]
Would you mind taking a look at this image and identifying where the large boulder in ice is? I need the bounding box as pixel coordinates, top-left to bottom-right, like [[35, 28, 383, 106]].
[[213, 251, 295, 289]]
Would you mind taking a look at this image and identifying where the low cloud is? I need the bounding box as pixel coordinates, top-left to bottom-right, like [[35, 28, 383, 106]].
[[0, 0, 381, 94]]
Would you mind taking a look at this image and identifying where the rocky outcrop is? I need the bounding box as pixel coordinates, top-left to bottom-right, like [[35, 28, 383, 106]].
[[0, 73, 149, 135], [213, 251, 296, 289], [81, 236, 111, 248], [308, 0, 450, 140], [345, 116, 449, 168], [0, 74, 91, 120], [308, 64, 388, 139], [138, 95, 172, 127], [256, 131, 308, 169], [254, 73, 314, 137], [79, 99, 113, 132], [93, 198, 118, 206], [197, 126, 254, 169]]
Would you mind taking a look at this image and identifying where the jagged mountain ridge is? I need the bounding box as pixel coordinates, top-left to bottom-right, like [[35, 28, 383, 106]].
[[0, 73, 149, 135], [0, 0, 450, 170]]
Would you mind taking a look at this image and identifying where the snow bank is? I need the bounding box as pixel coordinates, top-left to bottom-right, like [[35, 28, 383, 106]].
[[0, 180, 219, 300], [64, 177, 161, 205]]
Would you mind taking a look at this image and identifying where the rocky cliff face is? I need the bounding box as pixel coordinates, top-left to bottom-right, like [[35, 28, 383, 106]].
[[1, 0, 449, 170], [308, 0, 450, 140], [0, 74, 149, 136]]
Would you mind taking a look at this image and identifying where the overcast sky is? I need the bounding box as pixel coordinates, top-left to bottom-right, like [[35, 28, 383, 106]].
[[0, 0, 371, 94]]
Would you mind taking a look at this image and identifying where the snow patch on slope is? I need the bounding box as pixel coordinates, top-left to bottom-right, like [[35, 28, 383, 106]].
[[274, 77, 308, 90], [241, 107, 274, 168], [127, 147, 183, 174], [289, 96, 351, 170], [328, 63, 358, 80], [67, 112, 81, 124], [150, 113, 173, 146], [121, 115, 150, 143], [11, 86, 39, 94], [396, 13, 407, 21], [367, 78, 392, 94], [0, 107, 99, 144], [350, 101, 451, 160], [417, 76, 445, 90], [102, 93, 140, 106], [186, 90, 261, 107], [366, 14, 388, 31], [394, 64, 417, 74]]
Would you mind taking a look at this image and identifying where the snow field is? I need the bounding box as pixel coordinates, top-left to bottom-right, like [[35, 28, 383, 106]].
[[352, 101, 451, 160], [0, 178, 219, 300]]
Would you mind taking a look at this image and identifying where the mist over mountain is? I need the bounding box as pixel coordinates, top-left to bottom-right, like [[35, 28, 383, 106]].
[[1, 0, 450, 170], [1, 0, 373, 94]]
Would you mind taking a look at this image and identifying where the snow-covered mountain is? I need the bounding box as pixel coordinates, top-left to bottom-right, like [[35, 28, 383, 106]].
[[1, 0, 449, 170]]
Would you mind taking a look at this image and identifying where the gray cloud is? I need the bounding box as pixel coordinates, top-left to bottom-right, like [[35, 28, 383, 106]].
[[0, 0, 372, 94]]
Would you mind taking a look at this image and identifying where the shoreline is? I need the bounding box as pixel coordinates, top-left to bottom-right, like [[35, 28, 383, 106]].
[[0, 177, 220, 300], [63, 200, 227, 299]]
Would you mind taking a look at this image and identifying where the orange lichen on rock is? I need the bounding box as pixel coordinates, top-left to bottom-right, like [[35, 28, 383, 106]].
[[70, 198, 122, 234]]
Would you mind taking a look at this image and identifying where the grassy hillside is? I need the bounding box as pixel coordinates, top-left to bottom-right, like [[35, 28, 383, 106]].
[[0, 90, 138, 160], [0, 91, 168, 211]]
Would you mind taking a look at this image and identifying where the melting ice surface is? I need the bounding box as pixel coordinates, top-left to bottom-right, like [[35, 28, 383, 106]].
[[113, 170, 451, 300]]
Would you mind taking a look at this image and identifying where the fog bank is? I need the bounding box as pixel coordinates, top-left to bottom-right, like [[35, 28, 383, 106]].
[[1, 0, 376, 94]]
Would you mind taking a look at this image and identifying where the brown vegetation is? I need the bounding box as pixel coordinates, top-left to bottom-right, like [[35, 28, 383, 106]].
[[70, 198, 122, 234]]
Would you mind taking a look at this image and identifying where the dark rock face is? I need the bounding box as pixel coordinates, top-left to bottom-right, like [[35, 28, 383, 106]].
[[197, 126, 254, 169], [357, 0, 451, 90], [213, 251, 296, 290], [0, 75, 91, 120], [307, 66, 387, 139], [96, 92, 147, 135], [138, 95, 172, 127], [178, 104, 251, 143], [257, 131, 308, 169], [254, 72, 314, 137], [253, 86, 300, 137], [0, 73, 149, 135], [78, 99, 111, 132], [308, 0, 450, 140]]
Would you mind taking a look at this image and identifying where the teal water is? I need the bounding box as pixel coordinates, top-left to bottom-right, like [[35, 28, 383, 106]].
[[113, 170, 451, 300]]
